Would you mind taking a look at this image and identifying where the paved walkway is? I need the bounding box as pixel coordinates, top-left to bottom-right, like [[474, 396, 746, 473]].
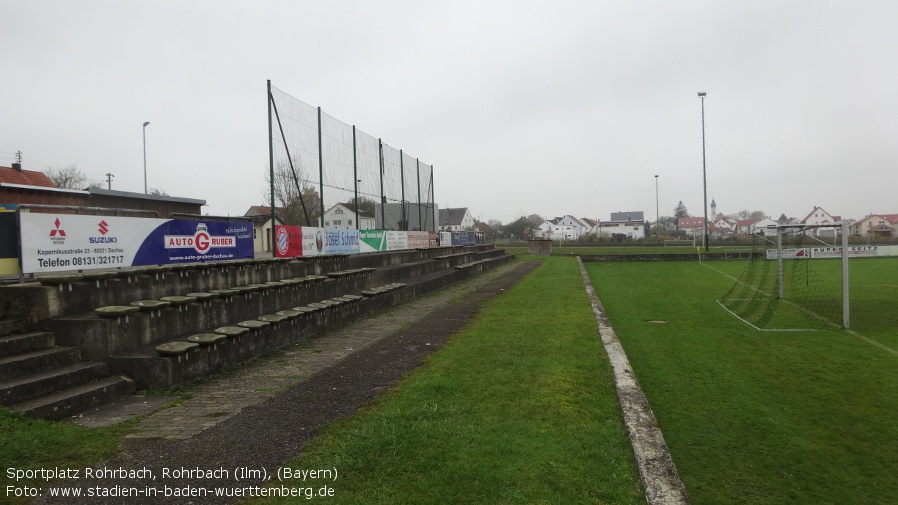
[[128, 261, 524, 440]]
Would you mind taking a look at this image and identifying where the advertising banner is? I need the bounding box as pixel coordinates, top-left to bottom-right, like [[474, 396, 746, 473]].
[[322, 228, 360, 255], [19, 214, 254, 273], [386, 231, 408, 251], [274, 225, 304, 258], [450, 231, 477, 246], [407, 231, 429, 249], [0, 209, 18, 275], [766, 245, 898, 259], [439, 231, 452, 247], [359, 230, 387, 253]]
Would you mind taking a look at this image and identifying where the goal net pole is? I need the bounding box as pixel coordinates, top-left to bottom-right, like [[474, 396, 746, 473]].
[[842, 220, 849, 329]]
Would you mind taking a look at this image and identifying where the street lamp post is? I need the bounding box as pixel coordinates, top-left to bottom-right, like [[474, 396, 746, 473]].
[[698, 92, 709, 251], [654, 174, 659, 237], [143, 121, 150, 194]]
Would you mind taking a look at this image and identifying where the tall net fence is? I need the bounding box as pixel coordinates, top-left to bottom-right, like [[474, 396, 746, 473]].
[[268, 83, 436, 230]]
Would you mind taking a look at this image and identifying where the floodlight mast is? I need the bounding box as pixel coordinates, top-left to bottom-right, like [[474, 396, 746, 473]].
[[698, 92, 708, 251]]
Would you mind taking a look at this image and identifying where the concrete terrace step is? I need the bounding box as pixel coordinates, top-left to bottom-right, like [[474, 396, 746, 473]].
[[11, 375, 136, 421], [0, 361, 109, 406], [0, 331, 56, 358], [0, 346, 81, 382], [0, 319, 27, 337]]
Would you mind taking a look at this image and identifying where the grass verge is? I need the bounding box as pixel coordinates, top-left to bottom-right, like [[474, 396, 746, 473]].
[[249, 257, 643, 504]]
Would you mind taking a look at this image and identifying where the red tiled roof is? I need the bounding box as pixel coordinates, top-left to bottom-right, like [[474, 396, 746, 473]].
[[0, 166, 56, 187]]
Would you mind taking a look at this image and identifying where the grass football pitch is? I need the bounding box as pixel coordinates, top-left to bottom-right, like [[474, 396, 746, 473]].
[[585, 257, 898, 504]]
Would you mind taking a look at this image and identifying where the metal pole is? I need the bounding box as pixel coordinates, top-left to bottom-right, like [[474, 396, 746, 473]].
[[841, 220, 849, 329], [399, 150, 406, 231], [699, 92, 709, 251], [353, 126, 359, 230], [142, 121, 150, 194], [317, 107, 324, 227], [378, 139, 385, 230], [654, 174, 659, 236], [416, 158, 422, 231], [267, 80, 275, 256]]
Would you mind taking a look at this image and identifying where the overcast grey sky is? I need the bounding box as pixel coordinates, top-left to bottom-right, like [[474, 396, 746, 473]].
[[2, 0, 896, 225]]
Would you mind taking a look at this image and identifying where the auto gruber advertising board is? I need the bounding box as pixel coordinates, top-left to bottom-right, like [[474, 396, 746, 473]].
[[19, 213, 254, 274]]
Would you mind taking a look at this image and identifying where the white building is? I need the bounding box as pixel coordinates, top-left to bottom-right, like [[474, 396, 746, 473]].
[[591, 211, 646, 240], [539, 215, 590, 240], [802, 206, 841, 236], [323, 203, 376, 229], [438, 208, 475, 231]]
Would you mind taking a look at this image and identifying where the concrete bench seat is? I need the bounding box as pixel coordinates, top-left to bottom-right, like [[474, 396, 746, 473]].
[[155, 341, 199, 357], [214, 326, 250, 338], [95, 305, 141, 318], [341, 294, 363, 301], [209, 288, 239, 297], [160, 295, 197, 306], [292, 306, 319, 314], [186, 333, 227, 346], [258, 314, 288, 325], [237, 320, 270, 330], [130, 300, 171, 313], [186, 291, 219, 300], [361, 288, 385, 296], [319, 299, 343, 307], [306, 302, 329, 310], [37, 274, 84, 290], [332, 296, 356, 303], [247, 283, 271, 291], [265, 281, 286, 288], [275, 309, 302, 319]]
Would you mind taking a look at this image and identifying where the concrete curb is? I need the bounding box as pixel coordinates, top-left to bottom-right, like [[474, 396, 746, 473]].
[[577, 257, 690, 505]]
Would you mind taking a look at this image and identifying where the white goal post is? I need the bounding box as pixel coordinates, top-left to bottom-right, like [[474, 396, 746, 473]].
[[664, 237, 696, 247], [768, 221, 849, 329]]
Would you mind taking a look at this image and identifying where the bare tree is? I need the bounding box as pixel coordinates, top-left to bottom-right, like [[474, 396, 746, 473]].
[[44, 164, 87, 189], [263, 161, 321, 226]]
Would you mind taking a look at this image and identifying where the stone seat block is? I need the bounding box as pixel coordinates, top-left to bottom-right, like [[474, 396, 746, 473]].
[[210, 288, 239, 297], [95, 305, 141, 318], [237, 320, 270, 330], [185, 292, 219, 301], [214, 326, 250, 338], [258, 314, 288, 325], [292, 306, 319, 314], [275, 309, 302, 319], [155, 341, 199, 356], [37, 274, 84, 285], [187, 333, 227, 346], [306, 302, 329, 310], [131, 300, 172, 311], [160, 295, 197, 305], [341, 294, 363, 301]]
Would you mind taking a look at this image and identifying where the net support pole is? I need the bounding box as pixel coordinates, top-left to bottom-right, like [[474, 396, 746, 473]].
[[777, 227, 784, 299], [842, 220, 849, 329]]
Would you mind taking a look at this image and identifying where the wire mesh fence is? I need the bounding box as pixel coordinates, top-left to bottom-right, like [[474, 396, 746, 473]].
[[268, 82, 436, 231]]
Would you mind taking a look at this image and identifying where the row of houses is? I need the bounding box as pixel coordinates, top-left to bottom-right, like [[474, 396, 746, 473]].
[[537, 211, 647, 240], [678, 202, 898, 238]]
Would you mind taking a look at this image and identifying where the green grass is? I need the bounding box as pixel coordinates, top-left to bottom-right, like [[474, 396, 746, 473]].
[[0, 409, 133, 504], [585, 258, 898, 504], [249, 257, 644, 505]]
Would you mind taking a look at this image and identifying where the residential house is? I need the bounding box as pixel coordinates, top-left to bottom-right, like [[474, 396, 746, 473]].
[[438, 207, 475, 231], [540, 215, 590, 240], [711, 215, 736, 237], [856, 214, 898, 238], [322, 203, 375, 230], [750, 217, 779, 235], [802, 206, 841, 236], [735, 219, 758, 235], [677, 217, 706, 236], [244, 206, 284, 254], [592, 211, 645, 240]]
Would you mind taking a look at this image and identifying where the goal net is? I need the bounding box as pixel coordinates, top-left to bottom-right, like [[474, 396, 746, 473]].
[[718, 222, 848, 330]]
